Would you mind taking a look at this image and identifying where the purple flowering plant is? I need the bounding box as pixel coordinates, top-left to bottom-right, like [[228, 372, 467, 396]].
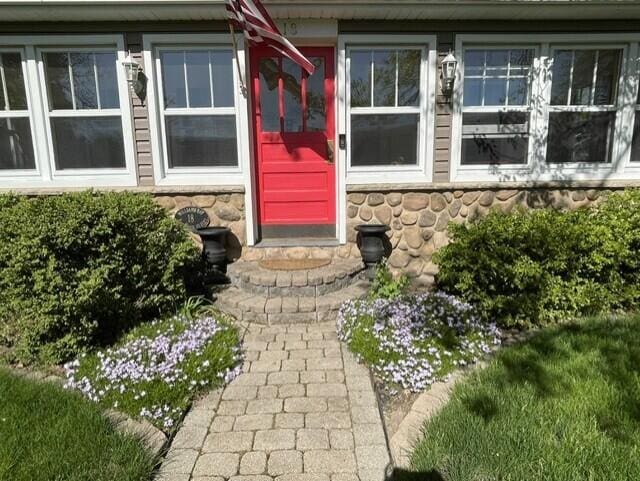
[[63, 305, 242, 432], [337, 291, 501, 393]]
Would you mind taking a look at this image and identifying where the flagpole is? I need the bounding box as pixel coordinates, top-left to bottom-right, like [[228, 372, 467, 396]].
[[229, 22, 247, 97]]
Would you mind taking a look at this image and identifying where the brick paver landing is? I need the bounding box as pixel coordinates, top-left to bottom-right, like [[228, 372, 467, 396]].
[[157, 322, 391, 481]]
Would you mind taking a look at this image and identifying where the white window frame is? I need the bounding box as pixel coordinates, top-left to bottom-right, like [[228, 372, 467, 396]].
[[338, 34, 436, 185], [144, 33, 249, 187], [0, 35, 136, 188], [451, 34, 640, 182], [0, 47, 40, 178]]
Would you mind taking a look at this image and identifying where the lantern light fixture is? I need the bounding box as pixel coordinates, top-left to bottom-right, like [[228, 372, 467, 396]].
[[122, 52, 142, 85], [441, 51, 458, 95]]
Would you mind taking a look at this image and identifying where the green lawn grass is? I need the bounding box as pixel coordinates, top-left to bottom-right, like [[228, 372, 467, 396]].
[[0, 368, 156, 481], [410, 315, 640, 481]]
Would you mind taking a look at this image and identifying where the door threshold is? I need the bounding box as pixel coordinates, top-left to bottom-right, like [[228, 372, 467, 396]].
[[254, 238, 340, 248]]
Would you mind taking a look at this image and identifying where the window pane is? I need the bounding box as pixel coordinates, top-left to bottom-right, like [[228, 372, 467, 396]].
[[0, 117, 35, 169], [463, 78, 483, 106], [550, 50, 573, 105], [45, 53, 74, 110], [508, 77, 528, 105], [351, 114, 418, 166], [484, 78, 507, 105], [161, 51, 186, 108], [631, 112, 640, 162], [464, 50, 485, 76], [485, 49, 508, 75], [259, 57, 279, 132], [546, 111, 614, 163], [510, 49, 533, 72], [185, 51, 211, 108], [2, 53, 27, 110], [350, 51, 371, 107], [398, 50, 420, 107], [51, 116, 125, 169], [95, 52, 119, 109], [212, 51, 234, 108], [571, 50, 595, 105], [594, 49, 621, 105], [461, 112, 529, 165], [70, 52, 98, 109], [165, 115, 238, 168], [373, 50, 395, 107], [283, 58, 302, 132], [306, 57, 325, 132]]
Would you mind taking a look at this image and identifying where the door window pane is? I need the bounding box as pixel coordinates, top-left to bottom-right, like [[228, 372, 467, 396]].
[[398, 50, 420, 107], [51, 117, 125, 169], [186, 51, 211, 108], [282, 58, 302, 132], [351, 114, 418, 166], [350, 51, 371, 107], [165, 115, 237, 168], [2, 53, 27, 110], [259, 57, 280, 132], [461, 112, 528, 165], [546, 111, 614, 163], [373, 50, 395, 107], [212, 51, 234, 107], [0, 118, 35, 170], [306, 57, 325, 132], [161, 51, 187, 108]]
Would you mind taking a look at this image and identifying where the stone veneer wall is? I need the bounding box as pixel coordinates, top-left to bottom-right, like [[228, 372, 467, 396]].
[[154, 193, 246, 260], [346, 188, 617, 286], [154, 188, 619, 286]]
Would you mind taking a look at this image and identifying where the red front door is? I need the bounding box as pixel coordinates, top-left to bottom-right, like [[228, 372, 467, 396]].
[[250, 47, 336, 239]]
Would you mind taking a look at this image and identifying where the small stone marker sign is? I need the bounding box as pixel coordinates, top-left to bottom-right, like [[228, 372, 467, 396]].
[[174, 207, 210, 231]]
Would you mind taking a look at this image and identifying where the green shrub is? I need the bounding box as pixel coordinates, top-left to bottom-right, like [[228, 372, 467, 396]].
[[368, 261, 409, 300], [0, 191, 201, 365], [434, 190, 640, 328]]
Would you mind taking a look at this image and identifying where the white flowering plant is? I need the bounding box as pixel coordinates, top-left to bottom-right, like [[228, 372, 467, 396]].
[[337, 292, 501, 393], [64, 306, 242, 432]]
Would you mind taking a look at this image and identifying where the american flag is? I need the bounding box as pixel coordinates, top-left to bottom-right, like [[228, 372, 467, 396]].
[[226, 0, 315, 75]]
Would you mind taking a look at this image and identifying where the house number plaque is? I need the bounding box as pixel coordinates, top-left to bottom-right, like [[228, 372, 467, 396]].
[[175, 207, 210, 231]]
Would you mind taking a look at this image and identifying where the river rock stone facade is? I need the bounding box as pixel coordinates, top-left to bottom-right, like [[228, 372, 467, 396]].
[[346, 188, 614, 286], [155, 187, 616, 286]]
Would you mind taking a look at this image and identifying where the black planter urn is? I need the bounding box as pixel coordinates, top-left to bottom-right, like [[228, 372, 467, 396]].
[[355, 224, 391, 277], [197, 226, 230, 272]]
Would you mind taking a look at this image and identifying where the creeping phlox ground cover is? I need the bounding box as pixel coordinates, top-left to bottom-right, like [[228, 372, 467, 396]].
[[64, 311, 242, 432], [337, 292, 501, 392]]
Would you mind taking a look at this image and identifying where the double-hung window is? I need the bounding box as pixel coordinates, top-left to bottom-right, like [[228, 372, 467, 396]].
[[42, 50, 126, 170], [453, 35, 639, 181], [546, 48, 622, 164], [144, 34, 247, 186], [0, 35, 136, 188], [461, 48, 534, 166], [341, 35, 436, 184], [0, 50, 36, 172]]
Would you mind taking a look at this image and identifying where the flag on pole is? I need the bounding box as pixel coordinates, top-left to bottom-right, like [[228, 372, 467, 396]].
[[226, 0, 315, 75]]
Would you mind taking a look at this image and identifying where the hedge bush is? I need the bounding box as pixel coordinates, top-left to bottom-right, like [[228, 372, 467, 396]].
[[0, 191, 201, 365], [434, 190, 640, 328]]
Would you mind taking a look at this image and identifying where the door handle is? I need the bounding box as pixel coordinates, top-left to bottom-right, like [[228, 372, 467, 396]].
[[326, 139, 335, 164]]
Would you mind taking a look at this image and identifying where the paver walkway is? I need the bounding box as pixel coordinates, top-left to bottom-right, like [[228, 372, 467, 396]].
[[157, 322, 391, 481]]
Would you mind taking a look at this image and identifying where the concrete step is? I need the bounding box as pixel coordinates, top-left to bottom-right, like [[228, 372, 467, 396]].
[[215, 281, 369, 325]]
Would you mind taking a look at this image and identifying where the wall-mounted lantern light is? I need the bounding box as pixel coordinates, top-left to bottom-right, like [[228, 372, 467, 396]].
[[122, 52, 145, 98], [441, 51, 458, 96], [122, 52, 142, 84]]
